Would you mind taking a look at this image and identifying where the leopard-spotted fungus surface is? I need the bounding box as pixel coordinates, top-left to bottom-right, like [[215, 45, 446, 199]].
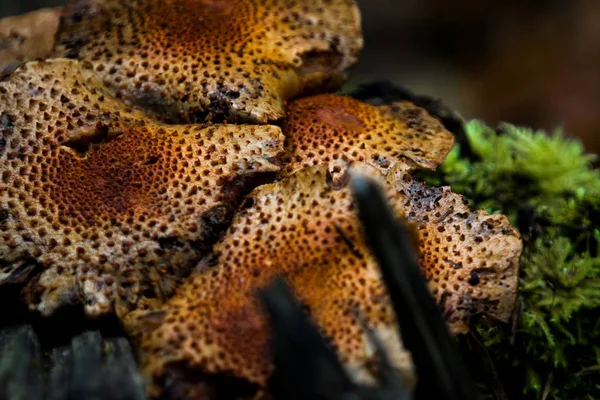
[[0, 59, 283, 318], [54, 0, 363, 123], [385, 165, 522, 334], [133, 159, 521, 397], [281, 94, 455, 179], [132, 164, 414, 397]]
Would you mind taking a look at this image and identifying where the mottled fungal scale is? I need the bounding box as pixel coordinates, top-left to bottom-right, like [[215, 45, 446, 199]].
[[0, 59, 283, 317], [387, 165, 522, 334], [134, 161, 521, 396], [54, 0, 363, 123], [0, 1, 525, 398], [282, 94, 455, 179], [133, 164, 415, 396], [0, 8, 62, 78]]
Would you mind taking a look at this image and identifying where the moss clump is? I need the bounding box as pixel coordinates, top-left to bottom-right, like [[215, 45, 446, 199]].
[[417, 121, 600, 399]]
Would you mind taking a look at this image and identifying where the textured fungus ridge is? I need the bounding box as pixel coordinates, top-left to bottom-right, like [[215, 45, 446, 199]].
[[135, 162, 521, 396], [282, 94, 455, 179], [386, 165, 522, 334], [135, 164, 413, 396], [0, 8, 62, 78], [55, 0, 363, 124], [0, 59, 284, 318]]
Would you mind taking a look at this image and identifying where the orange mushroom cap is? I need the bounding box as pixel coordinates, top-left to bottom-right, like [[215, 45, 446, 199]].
[[0, 59, 283, 318], [0, 8, 62, 78], [133, 164, 414, 397], [133, 162, 521, 396], [54, 0, 363, 123], [281, 94, 455, 179]]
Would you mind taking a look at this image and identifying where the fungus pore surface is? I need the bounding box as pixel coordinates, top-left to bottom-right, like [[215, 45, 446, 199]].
[[0, 2, 526, 399], [0, 59, 284, 318], [282, 94, 455, 179], [387, 164, 522, 333], [135, 161, 521, 397], [0, 8, 62, 79], [54, 0, 363, 124], [134, 164, 414, 396]]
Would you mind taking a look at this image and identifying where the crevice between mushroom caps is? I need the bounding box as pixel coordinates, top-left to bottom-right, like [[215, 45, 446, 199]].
[[294, 49, 346, 95], [61, 124, 126, 158]]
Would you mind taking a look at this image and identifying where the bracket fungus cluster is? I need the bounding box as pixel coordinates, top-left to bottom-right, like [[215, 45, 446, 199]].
[[0, 59, 283, 318], [133, 100, 521, 397], [0, 0, 522, 399]]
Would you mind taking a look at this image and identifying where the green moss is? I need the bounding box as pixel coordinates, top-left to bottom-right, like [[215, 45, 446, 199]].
[[417, 121, 600, 399]]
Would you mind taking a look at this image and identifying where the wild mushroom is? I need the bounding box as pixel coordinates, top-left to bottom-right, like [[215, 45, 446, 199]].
[[386, 164, 522, 334], [53, 0, 363, 123], [133, 160, 521, 397], [0, 7, 62, 79], [282, 93, 520, 333], [281, 94, 455, 180], [0, 59, 284, 318], [0, 2, 524, 399], [132, 164, 414, 399]]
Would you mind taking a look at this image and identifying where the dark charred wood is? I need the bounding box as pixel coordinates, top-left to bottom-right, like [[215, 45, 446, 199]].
[[0, 326, 146, 400], [0, 325, 44, 400]]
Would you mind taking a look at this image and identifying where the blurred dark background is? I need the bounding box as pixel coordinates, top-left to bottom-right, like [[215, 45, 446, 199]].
[[2, 0, 600, 154]]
